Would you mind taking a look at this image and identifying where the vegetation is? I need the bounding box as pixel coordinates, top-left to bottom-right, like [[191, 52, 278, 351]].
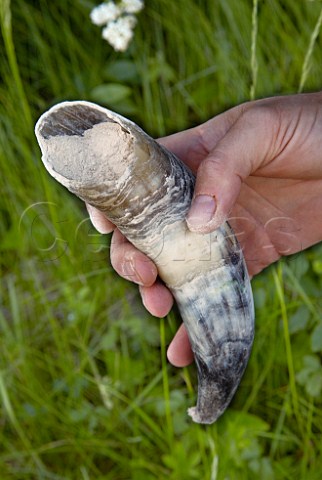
[[1, 0, 322, 478]]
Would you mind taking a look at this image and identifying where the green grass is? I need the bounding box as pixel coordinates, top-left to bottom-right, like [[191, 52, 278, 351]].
[[1, 0, 322, 478]]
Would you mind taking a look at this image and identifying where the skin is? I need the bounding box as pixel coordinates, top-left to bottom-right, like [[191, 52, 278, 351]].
[[86, 92, 322, 367]]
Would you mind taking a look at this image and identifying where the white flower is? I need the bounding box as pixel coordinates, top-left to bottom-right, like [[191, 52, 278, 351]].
[[91, 1, 144, 52], [90, 2, 121, 26], [102, 15, 137, 51], [120, 0, 144, 14]]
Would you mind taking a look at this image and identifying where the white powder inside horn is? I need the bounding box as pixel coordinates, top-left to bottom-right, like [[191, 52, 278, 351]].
[[40, 121, 135, 188], [86, 122, 134, 179]]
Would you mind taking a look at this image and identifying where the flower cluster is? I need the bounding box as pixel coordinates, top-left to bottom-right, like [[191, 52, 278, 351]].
[[90, 0, 144, 52]]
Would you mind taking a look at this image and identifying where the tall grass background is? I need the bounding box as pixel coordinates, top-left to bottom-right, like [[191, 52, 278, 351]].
[[1, 0, 322, 478]]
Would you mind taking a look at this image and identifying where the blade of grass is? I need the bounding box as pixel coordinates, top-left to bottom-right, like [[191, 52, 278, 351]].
[[272, 264, 302, 433], [0, 370, 47, 473], [301, 396, 315, 478], [160, 317, 174, 447], [0, 0, 32, 128], [250, 0, 259, 100], [298, 4, 322, 93]]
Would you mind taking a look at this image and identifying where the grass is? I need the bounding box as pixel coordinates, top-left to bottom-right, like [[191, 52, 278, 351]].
[[1, 0, 322, 478]]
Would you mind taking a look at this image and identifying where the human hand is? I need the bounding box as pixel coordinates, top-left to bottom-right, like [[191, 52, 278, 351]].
[[87, 92, 322, 367]]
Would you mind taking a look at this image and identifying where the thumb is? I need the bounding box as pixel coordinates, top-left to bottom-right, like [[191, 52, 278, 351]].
[[186, 108, 271, 233]]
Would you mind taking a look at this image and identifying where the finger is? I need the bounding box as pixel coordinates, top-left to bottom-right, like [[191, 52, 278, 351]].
[[139, 282, 173, 318], [110, 229, 158, 286], [167, 323, 194, 367], [157, 105, 244, 173], [186, 106, 275, 233], [86, 203, 115, 234]]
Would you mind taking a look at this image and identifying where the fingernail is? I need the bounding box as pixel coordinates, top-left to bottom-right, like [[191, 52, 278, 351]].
[[186, 195, 216, 231], [136, 258, 157, 286]]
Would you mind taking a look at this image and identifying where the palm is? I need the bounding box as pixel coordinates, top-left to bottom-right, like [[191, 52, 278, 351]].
[[232, 175, 322, 276]]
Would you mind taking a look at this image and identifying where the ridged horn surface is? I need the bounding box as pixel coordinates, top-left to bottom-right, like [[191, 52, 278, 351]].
[[35, 101, 255, 424]]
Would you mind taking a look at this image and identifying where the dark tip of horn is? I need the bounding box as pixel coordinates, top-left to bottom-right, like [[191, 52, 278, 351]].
[[38, 103, 113, 139], [189, 339, 252, 424]]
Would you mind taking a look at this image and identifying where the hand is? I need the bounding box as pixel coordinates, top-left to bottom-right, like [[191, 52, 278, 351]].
[[87, 92, 322, 367]]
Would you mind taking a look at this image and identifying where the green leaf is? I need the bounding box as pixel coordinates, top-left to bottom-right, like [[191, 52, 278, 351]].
[[104, 60, 139, 83], [311, 324, 322, 352], [249, 457, 275, 480], [306, 371, 322, 397], [296, 354, 322, 394], [227, 411, 270, 434], [289, 306, 310, 334], [90, 83, 132, 106], [109, 98, 138, 115], [303, 355, 321, 370], [101, 327, 118, 351], [312, 259, 322, 275], [148, 56, 176, 82], [288, 254, 309, 278], [296, 368, 312, 386]]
